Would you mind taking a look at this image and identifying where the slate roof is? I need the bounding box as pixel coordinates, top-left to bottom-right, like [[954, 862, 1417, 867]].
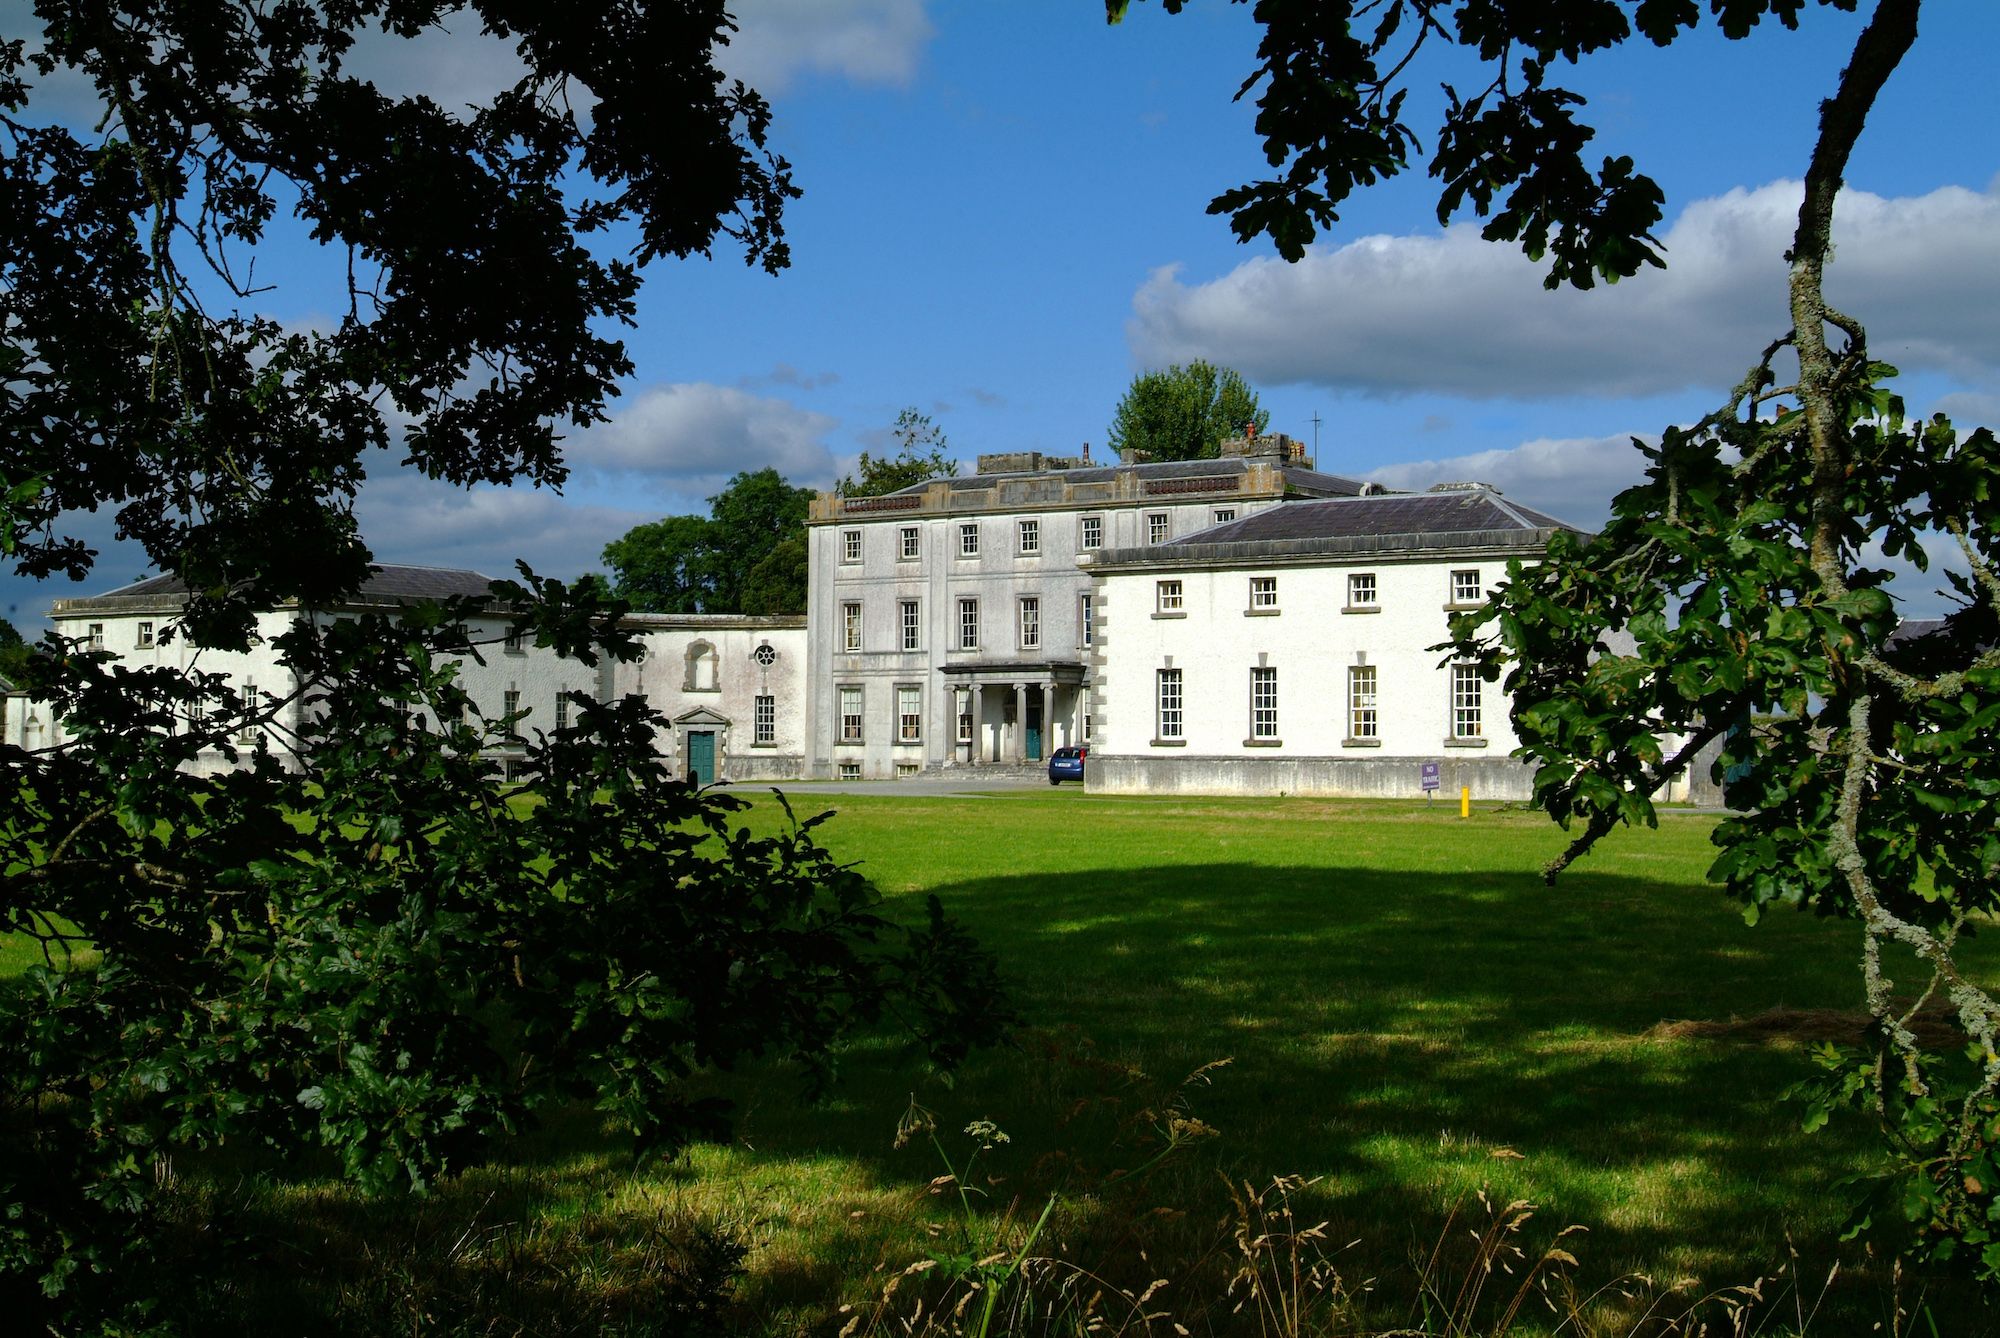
[[1885, 617, 1947, 646], [1168, 489, 1579, 546], [59, 564, 497, 611], [1087, 486, 1586, 571], [889, 456, 1370, 498]]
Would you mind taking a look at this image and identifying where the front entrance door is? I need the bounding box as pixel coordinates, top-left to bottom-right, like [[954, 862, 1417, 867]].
[[687, 730, 716, 785], [1025, 694, 1043, 762]]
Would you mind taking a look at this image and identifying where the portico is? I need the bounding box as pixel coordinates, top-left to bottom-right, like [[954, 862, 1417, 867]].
[[940, 661, 1087, 766]]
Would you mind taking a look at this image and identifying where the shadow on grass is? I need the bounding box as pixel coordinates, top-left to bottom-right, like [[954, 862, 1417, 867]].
[[685, 860, 1996, 1334], [165, 857, 1997, 1335]]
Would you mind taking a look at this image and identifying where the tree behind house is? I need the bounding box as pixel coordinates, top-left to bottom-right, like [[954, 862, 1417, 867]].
[[1107, 360, 1268, 462], [836, 406, 959, 497], [602, 468, 813, 614]]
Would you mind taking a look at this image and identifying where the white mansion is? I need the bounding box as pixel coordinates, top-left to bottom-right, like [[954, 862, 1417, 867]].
[[803, 434, 1581, 796], [7, 433, 1605, 799], [8, 569, 807, 787]]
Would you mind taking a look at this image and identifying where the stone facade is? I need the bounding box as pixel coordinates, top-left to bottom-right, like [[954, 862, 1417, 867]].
[[14, 456, 1658, 802], [11, 568, 806, 784], [802, 439, 1366, 778], [621, 614, 807, 782]]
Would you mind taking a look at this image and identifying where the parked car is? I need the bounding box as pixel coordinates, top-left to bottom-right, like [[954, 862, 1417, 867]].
[[1047, 745, 1086, 785]]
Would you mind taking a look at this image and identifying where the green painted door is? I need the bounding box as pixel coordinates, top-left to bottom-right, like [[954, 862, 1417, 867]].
[[688, 730, 716, 785], [1026, 696, 1043, 761]]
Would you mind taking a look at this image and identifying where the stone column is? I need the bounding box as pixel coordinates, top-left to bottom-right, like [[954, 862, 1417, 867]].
[[1012, 682, 1027, 764], [951, 686, 966, 767], [1039, 681, 1054, 759], [971, 683, 986, 764]]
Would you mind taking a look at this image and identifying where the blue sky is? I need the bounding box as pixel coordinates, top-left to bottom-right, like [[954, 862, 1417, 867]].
[[9, 1, 2000, 624]]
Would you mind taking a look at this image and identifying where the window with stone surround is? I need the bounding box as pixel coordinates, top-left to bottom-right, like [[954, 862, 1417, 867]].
[[1451, 664, 1483, 739], [237, 681, 260, 742], [1348, 666, 1377, 739], [1250, 667, 1278, 740], [1156, 668, 1183, 740]]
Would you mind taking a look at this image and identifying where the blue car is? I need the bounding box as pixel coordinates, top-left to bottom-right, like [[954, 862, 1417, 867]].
[[1047, 746, 1086, 785]]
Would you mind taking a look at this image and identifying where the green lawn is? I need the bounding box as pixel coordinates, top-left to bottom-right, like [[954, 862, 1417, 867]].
[[14, 791, 1994, 1334]]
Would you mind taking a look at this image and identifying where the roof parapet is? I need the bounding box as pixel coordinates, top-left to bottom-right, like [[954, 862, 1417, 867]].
[[1219, 431, 1311, 469]]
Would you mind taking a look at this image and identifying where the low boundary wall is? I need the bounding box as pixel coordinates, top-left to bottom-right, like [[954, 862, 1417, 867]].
[[1088, 751, 1536, 800]]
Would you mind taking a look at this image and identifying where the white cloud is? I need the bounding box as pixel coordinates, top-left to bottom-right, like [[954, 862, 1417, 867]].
[[1934, 390, 2000, 428], [1129, 180, 2000, 400], [354, 474, 650, 580], [565, 382, 842, 491], [1365, 434, 1654, 529], [4, 3, 939, 132], [1, 2, 533, 124], [1363, 433, 1973, 619], [1868, 530, 1971, 623], [340, 14, 530, 115], [719, 0, 934, 92]]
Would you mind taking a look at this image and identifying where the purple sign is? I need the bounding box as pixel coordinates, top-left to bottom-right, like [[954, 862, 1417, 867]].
[[1421, 761, 1441, 793]]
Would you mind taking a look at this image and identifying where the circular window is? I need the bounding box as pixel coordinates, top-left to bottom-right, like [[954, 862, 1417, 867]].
[[752, 643, 777, 667]]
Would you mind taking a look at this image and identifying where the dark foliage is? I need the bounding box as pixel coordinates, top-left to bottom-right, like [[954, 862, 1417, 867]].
[[601, 467, 813, 614], [0, 5, 1008, 1329]]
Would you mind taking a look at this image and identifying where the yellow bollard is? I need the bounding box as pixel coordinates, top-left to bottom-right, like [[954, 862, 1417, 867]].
[[1460, 786, 1470, 819]]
